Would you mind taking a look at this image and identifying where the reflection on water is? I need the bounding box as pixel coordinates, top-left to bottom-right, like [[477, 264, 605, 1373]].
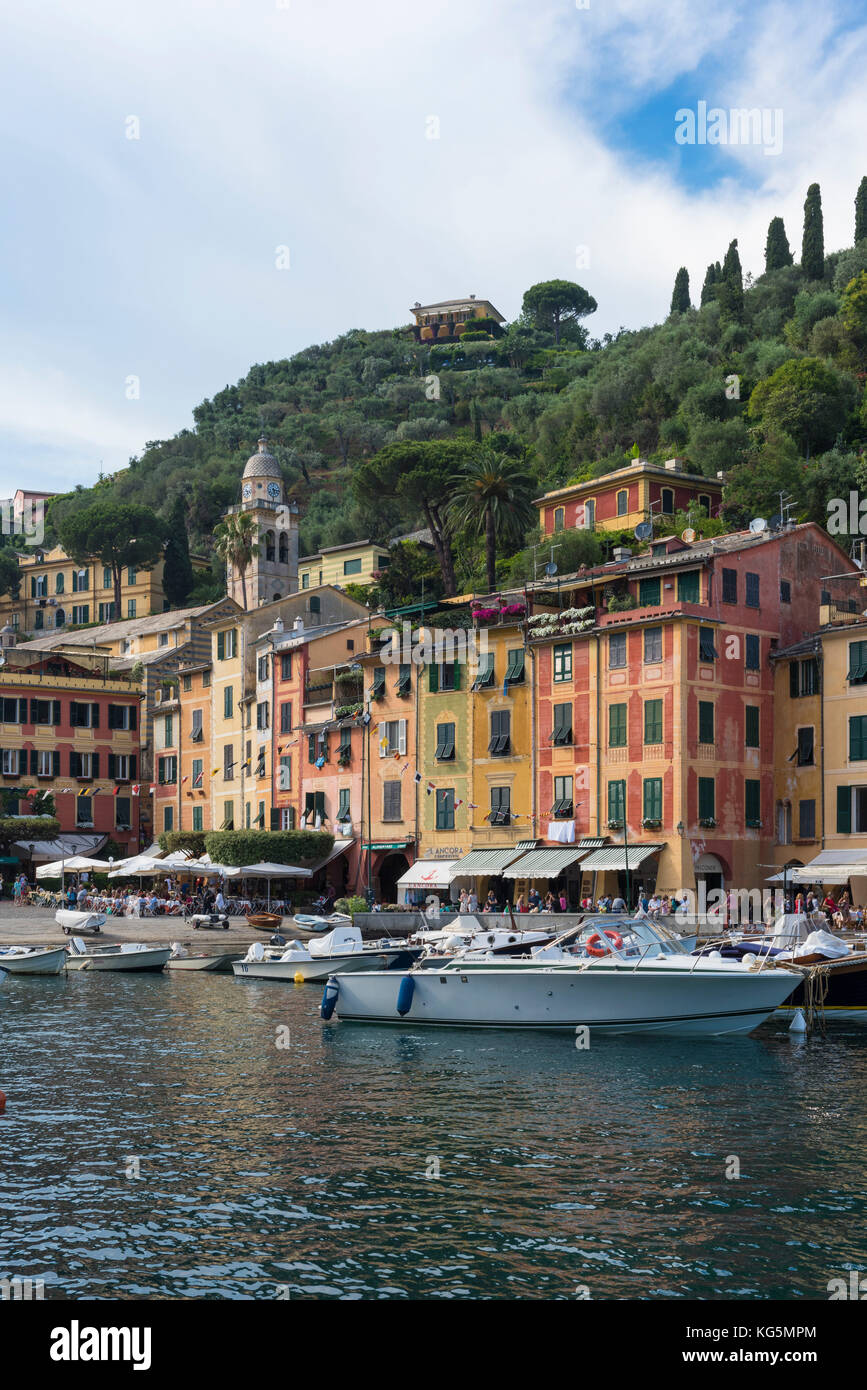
[[1, 973, 866, 1300]]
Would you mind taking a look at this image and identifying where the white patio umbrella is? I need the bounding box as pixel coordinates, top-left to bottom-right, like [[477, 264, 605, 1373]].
[[36, 855, 111, 879], [240, 861, 311, 908]]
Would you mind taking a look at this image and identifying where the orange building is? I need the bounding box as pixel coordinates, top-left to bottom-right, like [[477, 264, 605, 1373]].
[[536, 458, 722, 536]]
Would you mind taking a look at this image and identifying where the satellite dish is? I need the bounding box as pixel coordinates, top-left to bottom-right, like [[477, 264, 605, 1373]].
[[544, 561, 558, 577], [748, 517, 767, 535], [768, 514, 783, 532], [634, 520, 653, 541], [681, 527, 696, 544]]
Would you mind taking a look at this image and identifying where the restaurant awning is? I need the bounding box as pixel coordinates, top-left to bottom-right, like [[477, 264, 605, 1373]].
[[501, 846, 591, 879], [448, 847, 529, 878], [396, 860, 459, 890], [769, 850, 867, 885], [578, 843, 664, 872]]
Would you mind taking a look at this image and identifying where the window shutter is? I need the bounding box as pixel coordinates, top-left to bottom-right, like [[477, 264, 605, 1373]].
[[108, 754, 116, 779], [217, 630, 225, 660], [19, 698, 27, 722], [129, 705, 137, 731], [52, 700, 60, 725], [92, 753, 100, 778], [789, 662, 799, 699], [452, 662, 461, 690], [30, 698, 37, 722], [837, 785, 851, 834], [398, 720, 407, 755], [428, 663, 439, 693], [270, 809, 281, 830], [130, 755, 137, 778], [17, 749, 26, 774], [70, 751, 79, 777], [53, 751, 60, 776], [30, 748, 38, 775], [91, 704, 99, 728]]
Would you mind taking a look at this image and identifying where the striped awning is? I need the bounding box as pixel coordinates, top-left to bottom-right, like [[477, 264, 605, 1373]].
[[501, 846, 590, 879], [578, 843, 663, 872], [448, 847, 529, 878]]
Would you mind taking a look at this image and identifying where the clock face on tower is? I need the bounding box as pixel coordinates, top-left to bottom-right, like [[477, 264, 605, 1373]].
[[267, 481, 281, 500], [242, 483, 252, 500]]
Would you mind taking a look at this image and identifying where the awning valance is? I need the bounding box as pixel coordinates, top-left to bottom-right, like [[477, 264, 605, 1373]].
[[396, 860, 459, 890], [578, 843, 663, 872], [502, 846, 590, 879]]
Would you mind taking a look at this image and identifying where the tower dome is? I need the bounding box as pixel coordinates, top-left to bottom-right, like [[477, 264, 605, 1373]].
[[242, 437, 282, 481]]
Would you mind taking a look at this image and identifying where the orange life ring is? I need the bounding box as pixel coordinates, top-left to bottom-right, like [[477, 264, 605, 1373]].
[[586, 929, 624, 957]]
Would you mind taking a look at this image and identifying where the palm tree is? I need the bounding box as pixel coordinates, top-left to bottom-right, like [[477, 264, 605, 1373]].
[[448, 447, 537, 592], [213, 511, 259, 610]]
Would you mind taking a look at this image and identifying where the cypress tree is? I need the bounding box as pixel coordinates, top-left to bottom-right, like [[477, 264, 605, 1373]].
[[764, 216, 793, 272], [801, 183, 825, 280], [162, 494, 195, 608], [700, 262, 720, 306], [856, 176, 867, 244], [670, 267, 691, 314], [718, 239, 744, 323]]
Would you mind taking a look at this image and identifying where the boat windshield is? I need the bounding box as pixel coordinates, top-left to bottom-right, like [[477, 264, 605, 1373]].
[[547, 916, 683, 960]]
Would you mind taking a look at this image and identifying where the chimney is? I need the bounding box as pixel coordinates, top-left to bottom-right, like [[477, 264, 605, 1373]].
[[293, 617, 304, 633], [273, 616, 284, 633], [612, 546, 632, 562]]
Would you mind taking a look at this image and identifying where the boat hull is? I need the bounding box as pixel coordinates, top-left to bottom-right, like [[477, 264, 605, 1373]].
[[330, 961, 801, 1035], [165, 952, 243, 972], [775, 953, 867, 1017], [66, 947, 172, 972], [0, 947, 67, 975], [234, 950, 396, 982]]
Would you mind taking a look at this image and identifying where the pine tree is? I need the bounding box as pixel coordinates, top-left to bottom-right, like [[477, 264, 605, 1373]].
[[856, 176, 867, 244], [700, 262, 720, 306], [764, 217, 793, 272], [163, 494, 195, 607], [670, 267, 690, 314], [718, 240, 744, 323], [802, 183, 825, 280]]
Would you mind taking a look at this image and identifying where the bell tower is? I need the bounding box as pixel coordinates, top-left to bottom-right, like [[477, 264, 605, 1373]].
[[228, 438, 299, 606]]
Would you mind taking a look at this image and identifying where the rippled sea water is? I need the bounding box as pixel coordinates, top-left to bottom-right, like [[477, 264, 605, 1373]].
[[1, 972, 866, 1300]]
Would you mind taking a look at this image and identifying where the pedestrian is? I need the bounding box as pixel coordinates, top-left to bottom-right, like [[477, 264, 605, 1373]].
[[467, 888, 478, 912], [558, 891, 568, 912], [458, 888, 469, 915]]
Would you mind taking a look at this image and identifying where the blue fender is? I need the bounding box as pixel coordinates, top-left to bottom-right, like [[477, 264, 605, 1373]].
[[320, 975, 339, 1020], [396, 974, 415, 1017]]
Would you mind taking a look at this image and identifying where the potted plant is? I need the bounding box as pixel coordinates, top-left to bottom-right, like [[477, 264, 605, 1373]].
[[698, 816, 717, 829]]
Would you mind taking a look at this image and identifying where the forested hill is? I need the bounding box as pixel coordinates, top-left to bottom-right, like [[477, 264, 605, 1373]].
[[46, 181, 867, 599]]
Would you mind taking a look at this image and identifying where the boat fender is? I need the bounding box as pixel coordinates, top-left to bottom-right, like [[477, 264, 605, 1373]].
[[320, 976, 339, 1019], [396, 974, 415, 1016], [294, 972, 305, 984]]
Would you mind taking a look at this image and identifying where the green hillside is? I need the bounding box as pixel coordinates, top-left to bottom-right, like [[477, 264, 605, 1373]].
[[45, 183, 867, 601]]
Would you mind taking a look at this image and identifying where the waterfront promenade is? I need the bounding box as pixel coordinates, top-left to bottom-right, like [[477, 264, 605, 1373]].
[[0, 902, 261, 948]]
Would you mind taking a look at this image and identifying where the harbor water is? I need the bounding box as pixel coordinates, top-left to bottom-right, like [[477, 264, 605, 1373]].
[[2, 972, 867, 1300]]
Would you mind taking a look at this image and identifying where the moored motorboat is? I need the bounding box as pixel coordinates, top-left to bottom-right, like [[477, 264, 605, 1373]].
[[234, 925, 420, 982], [0, 945, 67, 975], [321, 915, 803, 1036], [412, 915, 555, 965], [64, 939, 172, 972], [701, 914, 867, 1019], [165, 943, 243, 972]]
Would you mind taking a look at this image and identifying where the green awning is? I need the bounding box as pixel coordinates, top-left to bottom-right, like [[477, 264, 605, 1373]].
[[448, 847, 528, 878], [502, 846, 590, 879], [579, 843, 663, 872]]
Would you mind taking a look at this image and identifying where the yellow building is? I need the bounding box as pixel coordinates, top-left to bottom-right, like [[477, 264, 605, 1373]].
[[409, 295, 504, 342], [298, 540, 393, 593], [10, 547, 170, 636]]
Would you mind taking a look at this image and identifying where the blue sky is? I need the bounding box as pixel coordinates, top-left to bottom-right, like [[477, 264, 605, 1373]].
[[1, 0, 866, 496]]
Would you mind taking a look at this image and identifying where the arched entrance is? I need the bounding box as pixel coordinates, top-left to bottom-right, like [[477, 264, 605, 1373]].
[[377, 852, 409, 904], [694, 852, 726, 901]]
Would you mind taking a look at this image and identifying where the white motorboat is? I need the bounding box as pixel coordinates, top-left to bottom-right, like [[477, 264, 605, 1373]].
[[55, 909, 106, 936], [0, 945, 67, 975], [165, 943, 243, 972], [320, 915, 803, 1036], [65, 938, 172, 972], [412, 915, 556, 963], [233, 925, 420, 982]]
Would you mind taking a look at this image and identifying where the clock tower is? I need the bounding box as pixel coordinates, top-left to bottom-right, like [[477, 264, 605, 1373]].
[[228, 437, 299, 606]]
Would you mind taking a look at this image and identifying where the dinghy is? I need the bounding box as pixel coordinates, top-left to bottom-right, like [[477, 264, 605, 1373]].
[[165, 943, 243, 972], [64, 938, 172, 972], [0, 945, 67, 975]]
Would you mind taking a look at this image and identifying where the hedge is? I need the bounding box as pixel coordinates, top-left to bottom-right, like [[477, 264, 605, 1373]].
[[159, 831, 207, 857], [203, 829, 334, 868], [0, 816, 61, 849]]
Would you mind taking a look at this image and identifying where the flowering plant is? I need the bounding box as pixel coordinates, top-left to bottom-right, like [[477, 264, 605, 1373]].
[[499, 602, 526, 617]]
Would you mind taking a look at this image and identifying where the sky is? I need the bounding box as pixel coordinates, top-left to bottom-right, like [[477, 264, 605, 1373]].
[[1, 0, 866, 496]]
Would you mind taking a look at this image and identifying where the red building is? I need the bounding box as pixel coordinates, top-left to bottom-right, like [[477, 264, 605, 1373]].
[[0, 647, 143, 854], [535, 458, 722, 535]]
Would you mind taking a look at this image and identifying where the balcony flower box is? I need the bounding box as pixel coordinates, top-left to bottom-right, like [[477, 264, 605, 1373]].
[[607, 819, 624, 830], [471, 606, 499, 622], [499, 603, 526, 618], [641, 818, 662, 829], [698, 817, 717, 829]]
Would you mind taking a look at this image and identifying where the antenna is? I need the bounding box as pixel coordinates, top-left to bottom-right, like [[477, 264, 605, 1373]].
[[534, 541, 560, 582], [748, 517, 767, 535], [634, 520, 653, 542]]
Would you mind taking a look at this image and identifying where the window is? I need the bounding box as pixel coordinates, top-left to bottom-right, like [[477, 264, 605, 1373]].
[[343, 558, 362, 575], [396, 663, 412, 696], [127, 567, 137, 585], [608, 633, 626, 669], [607, 779, 625, 826], [678, 571, 700, 604], [34, 749, 54, 778], [102, 566, 112, 589], [644, 698, 663, 745], [553, 506, 565, 530], [799, 799, 816, 840], [438, 662, 458, 692], [191, 758, 203, 790], [643, 777, 662, 823], [698, 701, 714, 745], [278, 755, 291, 791], [98, 602, 115, 623], [70, 751, 97, 779], [616, 489, 628, 516], [108, 753, 134, 781], [848, 641, 867, 684], [337, 788, 351, 823], [257, 655, 269, 682], [158, 755, 177, 784], [504, 649, 525, 685], [265, 531, 276, 562], [222, 801, 235, 830], [609, 702, 627, 748], [698, 777, 715, 822], [0, 698, 26, 723], [435, 722, 455, 760], [796, 727, 814, 766], [224, 686, 233, 718], [108, 704, 136, 730], [644, 627, 662, 663], [553, 643, 573, 681], [216, 628, 237, 660], [181, 674, 192, 693], [163, 806, 174, 832], [280, 653, 292, 681], [698, 493, 711, 515], [745, 705, 760, 748], [34, 610, 43, 630], [661, 488, 674, 514], [471, 652, 495, 690], [191, 806, 203, 832], [163, 714, 174, 747], [801, 658, 819, 695], [721, 569, 737, 604], [70, 701, 99, 728], [55, 572, 64, 594], [202, 669, 211, 688], [223, 744, 234, 780], [71, 605, 89, 624], [76, 795, 93, 828], [30, 699, 60, 726], [0, 749, 24, 775], [383, 781, 402, 821], [371, 667, 386, 699], [745, 572, 760, 608], [849, 716, 867, 761], [639, 578, 660, 607], [303, 791, 326, 825], [301, 573, 310, 589], [337, 727, 352, 761], [745, 634, 760, 671], [379, 719, 407, 757], [780, 580, 791, 604], [116, 797, 132, 831], [489, 709, 511, 756], [435, 788, 455, 830], [127, 600, 136, 619], [72, 568, 89, 592], [280, 702, 292, 733], [699, 627, 718, 662], [745, 779, 761, 828], [552, 775, 573, 818], [583, 499, 595, 529], [256, 701, 269, 730], [489, 786, 511, 825], [551, 702, 572, 746]]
